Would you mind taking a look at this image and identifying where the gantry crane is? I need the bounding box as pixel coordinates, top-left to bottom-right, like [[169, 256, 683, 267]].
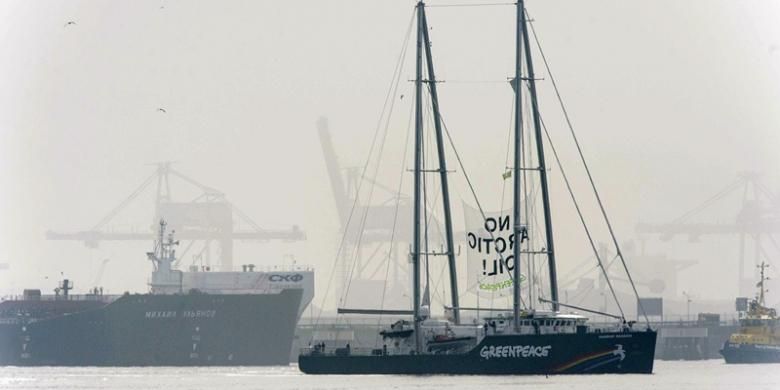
[[317, 117, 413, 306], [636, 172, 780, 295], [46, 162, 305, 271]]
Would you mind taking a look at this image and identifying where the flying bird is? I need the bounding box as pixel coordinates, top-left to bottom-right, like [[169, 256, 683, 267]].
[[400, 94, 404, 100], [64, 21, 76, 27], [157, 108, 167, 113]]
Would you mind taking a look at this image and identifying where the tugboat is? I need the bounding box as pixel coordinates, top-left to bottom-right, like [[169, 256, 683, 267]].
[[298, 0, 656, 375], [0, 220, 311, 366], [721, 262, 780, 363]]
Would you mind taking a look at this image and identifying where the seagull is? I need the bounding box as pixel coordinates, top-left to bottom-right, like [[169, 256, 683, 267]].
[[400, 94, 405, 100], [157, 108, 167, 113], [64, 21, 76, 27]]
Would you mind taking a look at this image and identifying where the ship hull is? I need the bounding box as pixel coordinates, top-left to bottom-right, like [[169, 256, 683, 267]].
[[299, 330, 657, 375], [0, 289, 303, 366], [721, 342, 780, 364]]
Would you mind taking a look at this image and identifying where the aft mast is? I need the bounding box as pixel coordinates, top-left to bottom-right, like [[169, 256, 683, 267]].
[[513, 1, 560, 332], [520, 1, 559, 311]]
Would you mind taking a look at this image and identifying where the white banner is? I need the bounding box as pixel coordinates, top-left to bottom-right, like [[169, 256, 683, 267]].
[[463, 203, 526, 297]]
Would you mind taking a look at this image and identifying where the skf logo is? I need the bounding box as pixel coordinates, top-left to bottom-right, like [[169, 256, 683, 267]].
[[269, 274, 304, 282]]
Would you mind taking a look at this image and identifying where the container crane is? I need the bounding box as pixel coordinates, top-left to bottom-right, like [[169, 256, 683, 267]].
[[46, 162, 305, 271]]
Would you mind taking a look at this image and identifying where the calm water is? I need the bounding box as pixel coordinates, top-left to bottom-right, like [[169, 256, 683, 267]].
[[0, 361, 778, 390]]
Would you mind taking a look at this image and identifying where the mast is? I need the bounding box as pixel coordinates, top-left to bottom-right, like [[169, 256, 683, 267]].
[[420, 5, 460, 325], [412, 0, 425, 353], [512, 0, 524, 332], [520, 2, 559, 311], [757, 261, 769, 306]]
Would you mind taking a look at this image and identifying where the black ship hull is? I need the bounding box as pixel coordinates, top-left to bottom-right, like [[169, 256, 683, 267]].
[[299, 330, 657, 375], [0, 289, 303, 366], [721, 342, 780, 364]]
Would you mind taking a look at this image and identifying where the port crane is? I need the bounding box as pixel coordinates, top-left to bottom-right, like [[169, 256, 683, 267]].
[[46, 162, 305, 271], [317, 117, 413, 306], [636, 172, 780, 295]]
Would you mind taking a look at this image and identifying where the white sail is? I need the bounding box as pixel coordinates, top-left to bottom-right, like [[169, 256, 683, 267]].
[[463, 202, 525, 298]]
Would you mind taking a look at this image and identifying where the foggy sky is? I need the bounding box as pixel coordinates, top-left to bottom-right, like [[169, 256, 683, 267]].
[[1, 0, 778, 315]]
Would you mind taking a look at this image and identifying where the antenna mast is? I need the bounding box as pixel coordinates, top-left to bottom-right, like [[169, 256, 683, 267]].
[[757, 261, 770, 306]]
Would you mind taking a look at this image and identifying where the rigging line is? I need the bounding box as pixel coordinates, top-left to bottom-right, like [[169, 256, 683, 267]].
[[422, 89, 446, 243], [500, 94, 515, 213], [426, 2, 515, 7], [376, 102, 415, 346], [430, 252, 450, 306], [341, 8, 412, 301], [440, 80, 514, 84], [420, 111, 448, 305], [420, 92, 449, 304], [422, 90, 432, 306], [538, 114, 626, 320], [527, 10, 643, 326], [481, 93, 516, 312], [439, 115, 527, 310], [421, 87, 439, 304], [364, 242, 394, 280], [312, 10, 415, 333], [522, 78, 537, 308]]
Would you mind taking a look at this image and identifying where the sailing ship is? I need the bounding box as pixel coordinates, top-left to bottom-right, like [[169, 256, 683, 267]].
[[299, 0, 656, 375], [720, 262, 780, 363], [0, 220, 311, 366]]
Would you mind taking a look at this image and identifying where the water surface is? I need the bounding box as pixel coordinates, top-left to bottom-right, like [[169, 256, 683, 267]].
[[1, 360, 778, 389]]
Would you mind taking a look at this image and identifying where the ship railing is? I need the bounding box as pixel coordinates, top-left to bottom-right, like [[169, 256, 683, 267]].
[[1, 294, 119, 303], [249, 264, 314, 273], [300, 345, 392, 357]]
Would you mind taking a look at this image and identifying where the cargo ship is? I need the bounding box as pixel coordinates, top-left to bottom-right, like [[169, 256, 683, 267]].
[[721, 262, 780, 364], [0, 220, 313, 366], [299, 0, 656, 375]]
